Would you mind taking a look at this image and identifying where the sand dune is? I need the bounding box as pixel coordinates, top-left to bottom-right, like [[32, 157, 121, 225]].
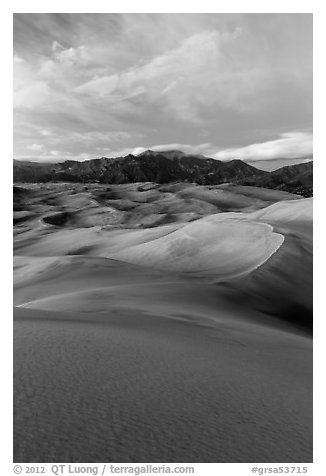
[[111, 215, 284, 276], [13, 182, 312, 462], [221, 198, 313, 328], [250, 197, 312, 224], [14, 181, 299, 233]]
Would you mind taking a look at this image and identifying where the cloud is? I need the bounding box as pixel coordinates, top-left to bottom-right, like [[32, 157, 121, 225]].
[[74, 30, 261, 123], [13, 14, 312, 162], [213, 132, 313, 161], [40, 130, 53, 136], [132, 143, 214, 156], [40, 42, 93, 79], [13, 55, 24, 64], [54, 131, 136, 146], [14, 82, 55, 109], [27, 143, 44, 152], [75, 74, 120, 98]]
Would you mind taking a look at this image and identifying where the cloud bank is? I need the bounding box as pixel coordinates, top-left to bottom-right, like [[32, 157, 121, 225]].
[[213, 132, 313, 161]]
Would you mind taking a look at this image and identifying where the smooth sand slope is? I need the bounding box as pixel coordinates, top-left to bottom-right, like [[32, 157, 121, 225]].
[[13, 183, 312, 462]]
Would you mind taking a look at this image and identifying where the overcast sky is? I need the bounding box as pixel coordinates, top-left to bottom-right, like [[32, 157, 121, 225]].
[[13, 13, 312, 163]]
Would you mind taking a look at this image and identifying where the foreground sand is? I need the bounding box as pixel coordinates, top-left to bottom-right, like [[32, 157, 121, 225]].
[[13, 183, 312, 462]]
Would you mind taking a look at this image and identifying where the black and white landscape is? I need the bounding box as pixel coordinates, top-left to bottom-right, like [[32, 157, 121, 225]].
[[13, 13, 312, 463]]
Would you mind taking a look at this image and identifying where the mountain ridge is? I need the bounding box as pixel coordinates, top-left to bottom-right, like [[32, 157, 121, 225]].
[[13, 150, 313, 197]]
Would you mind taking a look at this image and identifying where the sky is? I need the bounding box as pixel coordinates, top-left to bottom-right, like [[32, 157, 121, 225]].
[[13, 13, 313, 165]]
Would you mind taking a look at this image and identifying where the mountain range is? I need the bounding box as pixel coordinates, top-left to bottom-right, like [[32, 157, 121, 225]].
[[13, 150, 313, 197]]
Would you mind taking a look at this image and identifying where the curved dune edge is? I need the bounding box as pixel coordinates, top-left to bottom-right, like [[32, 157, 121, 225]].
[[14, 223, 285, 312], [110, 214, 285, 279], [14, 219, 286, 304]]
